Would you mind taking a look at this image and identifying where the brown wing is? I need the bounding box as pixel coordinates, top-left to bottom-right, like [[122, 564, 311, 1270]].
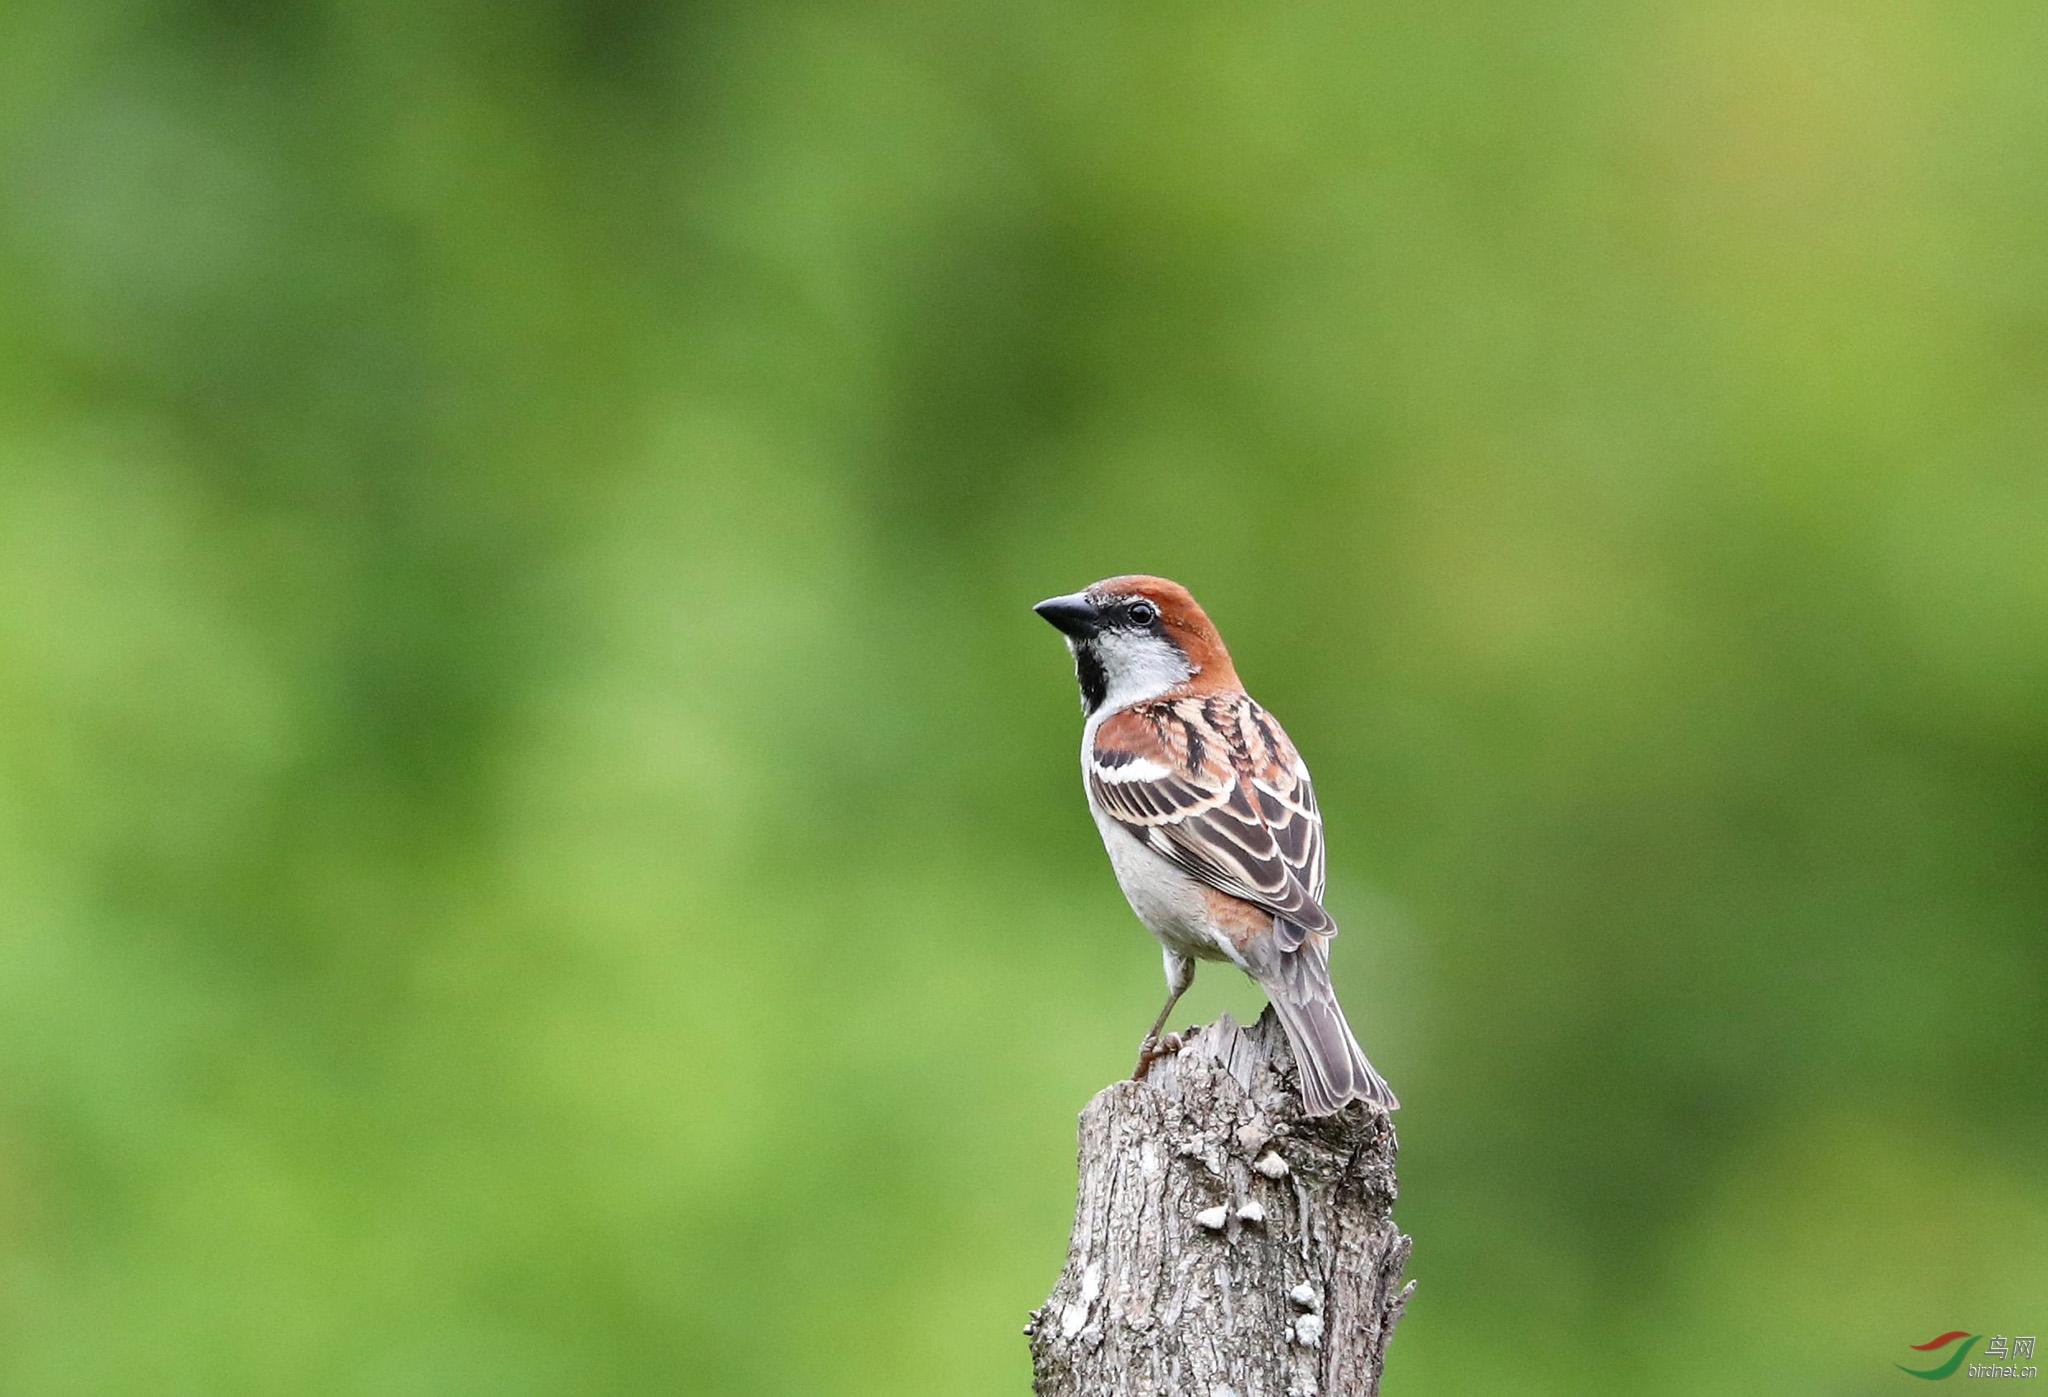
[[1089, 694, 1333, 947]]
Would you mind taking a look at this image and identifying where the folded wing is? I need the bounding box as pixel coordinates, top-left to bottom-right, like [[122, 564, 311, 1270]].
[[1089, 694, 1332, 948]]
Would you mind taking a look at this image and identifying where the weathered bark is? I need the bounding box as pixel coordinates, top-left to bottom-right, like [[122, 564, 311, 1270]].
[[1027, 1009, 1410, 1397]]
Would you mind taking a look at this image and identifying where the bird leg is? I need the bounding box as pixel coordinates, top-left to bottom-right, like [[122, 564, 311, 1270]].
[[1132, 951, 1197, 1080]]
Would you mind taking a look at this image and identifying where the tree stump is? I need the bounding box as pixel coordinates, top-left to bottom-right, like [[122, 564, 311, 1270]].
[[1026, 1008, 1411, 1397]]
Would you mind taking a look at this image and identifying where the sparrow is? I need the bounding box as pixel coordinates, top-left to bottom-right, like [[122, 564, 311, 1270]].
[[1034, 575, 1397, 1115]]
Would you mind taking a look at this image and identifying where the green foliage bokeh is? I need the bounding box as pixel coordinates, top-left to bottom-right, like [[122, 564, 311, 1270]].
[[2, 2, 2044, 1392]]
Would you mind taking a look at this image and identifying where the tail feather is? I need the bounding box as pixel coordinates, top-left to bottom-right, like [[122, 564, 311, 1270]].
[[1262, 935, 1398, 1115]]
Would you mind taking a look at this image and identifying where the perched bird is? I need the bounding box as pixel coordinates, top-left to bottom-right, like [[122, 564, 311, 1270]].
[[1034, 575, 1397, 1115]]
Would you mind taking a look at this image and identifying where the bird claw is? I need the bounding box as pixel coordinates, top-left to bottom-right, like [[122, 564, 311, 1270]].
[[1130, 1030, 1187, 1080]]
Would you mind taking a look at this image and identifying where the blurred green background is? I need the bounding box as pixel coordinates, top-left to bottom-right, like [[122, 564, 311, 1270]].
[[2, 1, 2044, 1393]]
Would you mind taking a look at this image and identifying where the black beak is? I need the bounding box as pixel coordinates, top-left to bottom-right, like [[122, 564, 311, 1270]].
[[1034, 591, 1101, 640]]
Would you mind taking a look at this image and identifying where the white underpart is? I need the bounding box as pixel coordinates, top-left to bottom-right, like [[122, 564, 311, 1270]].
[[1090, 812, 1247, 966], [1072, 630, 1246, 970]]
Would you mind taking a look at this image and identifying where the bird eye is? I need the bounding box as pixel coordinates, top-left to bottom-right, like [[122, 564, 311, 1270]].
[[1127, 601, 1158, 626]]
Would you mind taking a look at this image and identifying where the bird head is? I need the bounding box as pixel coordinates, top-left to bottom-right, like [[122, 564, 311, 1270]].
[[1034, 575, 1239, 715]]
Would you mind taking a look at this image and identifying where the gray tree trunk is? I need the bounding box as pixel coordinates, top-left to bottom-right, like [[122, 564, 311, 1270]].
[[1026, 1009, 1411, 1397]]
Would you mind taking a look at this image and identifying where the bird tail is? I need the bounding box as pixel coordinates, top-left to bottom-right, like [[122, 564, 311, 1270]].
[[1262, 934, 1398, 1115]]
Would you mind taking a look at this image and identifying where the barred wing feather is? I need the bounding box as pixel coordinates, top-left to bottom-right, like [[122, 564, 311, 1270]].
[[1088, 695, 1334, 948]]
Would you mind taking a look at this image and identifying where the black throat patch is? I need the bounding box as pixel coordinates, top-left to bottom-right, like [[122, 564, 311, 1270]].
[[1073, 645, 1108, 715]]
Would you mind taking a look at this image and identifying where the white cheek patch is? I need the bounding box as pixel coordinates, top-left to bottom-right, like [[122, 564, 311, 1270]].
[[1092, 630, 1192, 711]]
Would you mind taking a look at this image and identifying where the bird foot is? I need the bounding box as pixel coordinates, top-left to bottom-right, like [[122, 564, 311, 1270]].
[[1130, 1030, 1187, 1080]]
